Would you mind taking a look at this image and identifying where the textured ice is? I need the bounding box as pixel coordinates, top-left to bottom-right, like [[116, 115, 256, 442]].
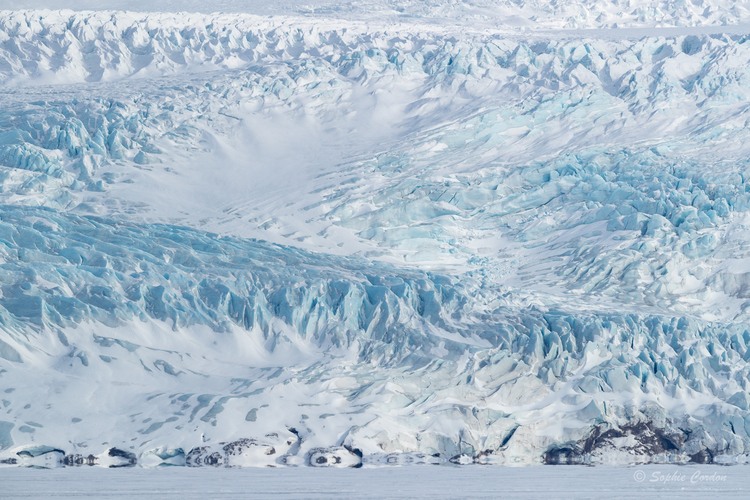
[[1, 205, 750, 466], [3, 7, 750, 468]]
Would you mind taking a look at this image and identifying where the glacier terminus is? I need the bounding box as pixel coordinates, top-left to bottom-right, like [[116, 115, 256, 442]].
[[3, 0, 750, 472]]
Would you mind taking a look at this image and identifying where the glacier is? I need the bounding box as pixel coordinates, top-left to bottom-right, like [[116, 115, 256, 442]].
[[3, 4, 750, 469], [6, 0, 750, 29]]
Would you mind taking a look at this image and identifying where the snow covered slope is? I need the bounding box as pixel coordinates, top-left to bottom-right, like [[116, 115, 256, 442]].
[[3, 5, 750, 467]]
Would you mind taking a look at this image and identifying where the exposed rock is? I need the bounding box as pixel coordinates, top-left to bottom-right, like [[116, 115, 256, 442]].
[[545, 421, 690, 464], [306, 447, 362, 468], [62, 454, 97, 466], [104, 448, 137, 468]]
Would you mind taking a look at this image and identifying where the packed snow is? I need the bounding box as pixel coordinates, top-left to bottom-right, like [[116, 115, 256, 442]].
[[3, 2, 750, 470]]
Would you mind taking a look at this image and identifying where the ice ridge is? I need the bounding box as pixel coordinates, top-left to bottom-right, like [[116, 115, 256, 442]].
[[1, 206, 750, 466]]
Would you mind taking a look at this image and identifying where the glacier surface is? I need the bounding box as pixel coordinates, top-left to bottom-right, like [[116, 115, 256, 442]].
[[2, 4, 750, 468]]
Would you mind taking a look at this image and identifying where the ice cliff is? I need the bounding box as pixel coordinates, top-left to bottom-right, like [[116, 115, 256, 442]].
[[2, 7, 750, 467]]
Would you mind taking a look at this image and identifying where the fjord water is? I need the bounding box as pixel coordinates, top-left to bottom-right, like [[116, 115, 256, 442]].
[[1, 465, 748, 499]]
